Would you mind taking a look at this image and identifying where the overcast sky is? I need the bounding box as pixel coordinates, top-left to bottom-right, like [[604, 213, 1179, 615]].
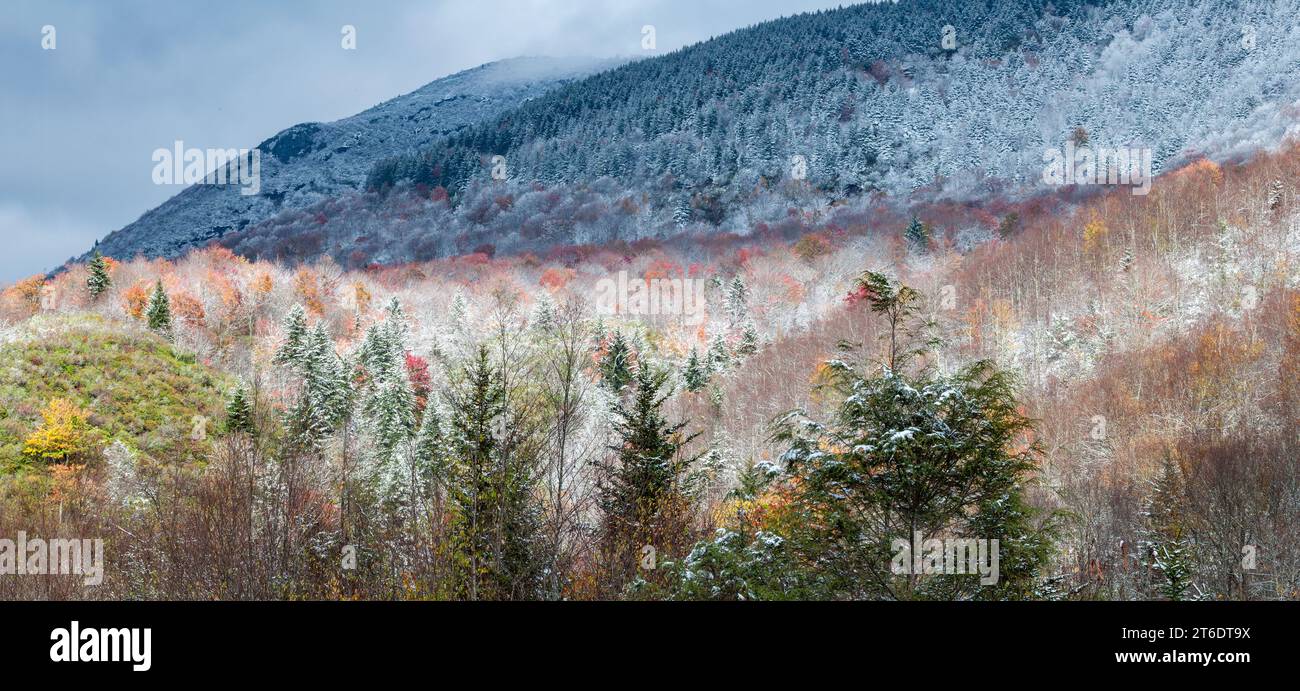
[[0, 0, 855, 284]]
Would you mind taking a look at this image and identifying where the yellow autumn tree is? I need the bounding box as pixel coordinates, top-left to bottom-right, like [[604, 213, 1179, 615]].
[[23, 398, 91, 462], [1082, 211, 1109, 259]]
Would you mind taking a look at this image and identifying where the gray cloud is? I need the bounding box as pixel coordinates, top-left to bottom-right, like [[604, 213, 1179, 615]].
[[0, 0, 849, 283]]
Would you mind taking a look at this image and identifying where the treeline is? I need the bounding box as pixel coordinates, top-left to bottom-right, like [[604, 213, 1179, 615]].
[[0, 272, 1062, 600]]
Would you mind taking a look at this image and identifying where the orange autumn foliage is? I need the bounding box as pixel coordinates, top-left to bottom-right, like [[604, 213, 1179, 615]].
[[172, 291, 206, 326], [122, 281, 151, 319]]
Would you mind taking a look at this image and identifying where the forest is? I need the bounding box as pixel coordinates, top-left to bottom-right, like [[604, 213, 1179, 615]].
[[2, 135, 1295, 600]]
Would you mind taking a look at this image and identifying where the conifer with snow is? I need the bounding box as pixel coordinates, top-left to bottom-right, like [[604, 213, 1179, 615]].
[[86, 251, 111, 301], [144, 280, 172, 334]]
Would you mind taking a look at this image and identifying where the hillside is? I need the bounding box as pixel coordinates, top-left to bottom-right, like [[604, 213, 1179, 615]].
[[211, 0, 1300, 269], [3, 0, 1297, 603], [0, 315, 228, 471], [4, 134, 1297, 599], [88, 56, 614, 263]]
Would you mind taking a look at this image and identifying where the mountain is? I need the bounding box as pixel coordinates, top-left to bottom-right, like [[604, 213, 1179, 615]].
[[209, 0, 1300, 269], [89, 56, 614, 263], [98, 0, 1300, 270]]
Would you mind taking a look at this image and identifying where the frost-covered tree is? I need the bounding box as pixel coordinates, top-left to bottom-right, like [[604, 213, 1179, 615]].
[[274, 305, 309, 367], [683, 346, 708, 393], [597, 363, 700, 593], [725, 275, 749, 325], [224, 384, 254, 435], [599, 330, 633, 392], [737, 322, 760, 358], [86, 251, 111, 301], [144, 280, 172, 334], [706, 333, 731, 373], [444, 345, 544, 600], [765, 276, 1057, 600], [904, 216, 930, 250], [1144, 455, 1195, 601]]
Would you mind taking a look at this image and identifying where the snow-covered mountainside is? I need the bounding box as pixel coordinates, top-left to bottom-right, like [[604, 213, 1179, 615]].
[[97, 0, 1300, 270], [210, 0, 1300, 269], [89, 56, 613, 262]]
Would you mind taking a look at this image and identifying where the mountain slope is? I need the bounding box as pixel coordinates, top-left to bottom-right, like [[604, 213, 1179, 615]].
[[215, 0, 1300, 269], [90, 56, 613, 263]]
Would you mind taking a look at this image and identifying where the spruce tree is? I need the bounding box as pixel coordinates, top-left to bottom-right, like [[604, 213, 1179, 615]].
[[357, 301, 416, 465], [600, 331, 633, 391], [725, 275, 749, 325], [737, 322, 760, 357], [413, 401, 447, 483], [1145, 455, 1195, 601], [274, 305, 308, 367], [287, 322, 352, 446], [144, 280, 171, 333], [706, 333, 730, 373], [905, 216, 930, 250], [683, 346, 708, 392], [86, 251, 111, 301], [445, 345, 542, 600], [597, 363, 700, 591], [764, 275, 1056, 600], [224, 384, 255, 435]]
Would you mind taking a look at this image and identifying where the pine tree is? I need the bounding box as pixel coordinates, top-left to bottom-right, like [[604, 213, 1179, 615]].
[[275, 305, 308, 367], [600, 331, 634, 391], [905, 216, 930, 250], [683, 346, 708, 392], [86, 251, 111, 301], [725, 275, 749, 326], [224, 384, 254, 435], [737, 322, 760, 357], [764, 276, 1056, 600], [597, 363, 700, 591], [445, 345, 543, 600], [1145, 455, 1195, 601], [144, 280, 171, 333], [706, 333, 730, 373]]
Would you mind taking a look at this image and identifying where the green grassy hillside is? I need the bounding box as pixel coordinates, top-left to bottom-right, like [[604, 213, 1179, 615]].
[[0, 314, 229, 471]]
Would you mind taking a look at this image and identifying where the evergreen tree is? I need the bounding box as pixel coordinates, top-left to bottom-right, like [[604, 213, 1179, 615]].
[[357, 301, 416, 466], [599, 331, 633, 391], [706, 333, 731, 373], [672, 197, 692, 228], [274, 305, 308, 367], [144, 280, 172, 334], [531, 293, 557, 333], [445, 345, 542, 600], [737, 322, 760, 357], [683, 346, 709, 393], [287, 322, 352, 446], [412, 401, 447, 484], [760, 276, 1056, 600], [86, 251, 111, 301], [449, 291, 468, 333], [725, 275, 749, 325], [1144, 455, 1195, 601], [596, 363, 700, 592], [905, 216, 930, 250], [224, 384, 254, 435]]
